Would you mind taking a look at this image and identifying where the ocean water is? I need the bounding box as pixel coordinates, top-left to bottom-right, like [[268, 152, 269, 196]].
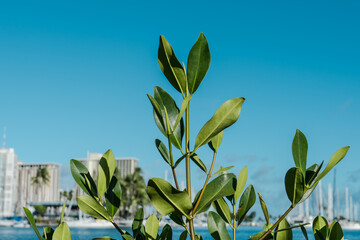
[[0, 226, 359, 239]]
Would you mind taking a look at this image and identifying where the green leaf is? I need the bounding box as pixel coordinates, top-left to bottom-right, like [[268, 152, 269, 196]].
[[174, 153, 187, 169], [305, 162, 323, 187], [194, 173, 236, 215], [292, 129, 308, 175], [212, 197, 232, 224], [312, 216, 329, 240], [300, 225, 309, 240], [77, 195, 110, 220], [158, 35, 186, 94], [329, 221, 344, 240], [207, 211, 231, 240], [132, 208, 145, 239], [60, 201, 66, 223], [285, 167, 305, 206], [159, 224, 172, 240], [212, 166, 234, 177], [98, 149, 116, 198], [313, 146, 350, 187], [187, 33, 211, 94], [194, 97, 245, 151], [274, 218, 292, 240], [153, 86, 184, 150], [145, 214, 159, 240], [105, 172, 122, 217], [234, 166, 248, 202], [191, 153, 207, 173], [23, 207, 43, 240], [147, 178, 192, 218], [53, 222, 71, 240], [258, 193, 269, 225], [249, 231, 273, 240], [179, 231, 188, 240], [208, 131, 223, 152], [70, 159, 98, 198], [43, 226, 54, 240], [236, 184, 256, 225], [147, 94, 165, 130], [169, 211, 185, 226], [173, 95, 191, 131], [155, 139, 171, 166]]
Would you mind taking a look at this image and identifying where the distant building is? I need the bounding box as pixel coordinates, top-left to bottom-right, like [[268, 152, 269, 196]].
[[0, 148, 18, 217], [16, 163, 60, 215], [75, 152, 138, 196]]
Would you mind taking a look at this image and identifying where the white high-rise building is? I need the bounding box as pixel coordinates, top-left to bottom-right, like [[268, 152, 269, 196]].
[[0, 147, 18, 217], [16, 163, 60, 214]]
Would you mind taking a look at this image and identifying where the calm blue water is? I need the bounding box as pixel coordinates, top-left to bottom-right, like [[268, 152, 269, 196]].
[[0, 226, 359, 239]]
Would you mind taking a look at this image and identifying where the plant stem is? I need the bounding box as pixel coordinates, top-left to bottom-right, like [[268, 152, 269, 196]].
[[257, 205, 294, 240], [192, 151, 217, 214], [233, 204, 236, 240], [110, 219, 125, 235], [185, 97, 195, 240], [167, 135, 179, 189]]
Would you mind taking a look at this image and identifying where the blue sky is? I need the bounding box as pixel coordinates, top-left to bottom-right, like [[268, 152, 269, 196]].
[[1, 1, 359, 215]]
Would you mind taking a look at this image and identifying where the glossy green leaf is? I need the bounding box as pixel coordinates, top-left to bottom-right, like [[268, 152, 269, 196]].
[[132, 208, 144, 238], [23, 207, 43, 240], [194, 97, 245, 151], [300, 226, 309, 240], [208, 131, 223, 152], [292, 129, 308, 175], [121, 233, 134, 240], [313, 216, 329, 240], [77, 195, 110, 220], [105, 173, 122, 217], [174, 153, 187, 169], [187, 33, 210, 94], [194, 173, 236, 215], [158, 35, 186, 94], [153, 86, 184, 150], [234, 166, 248, 202], [145, 214, 159, 240], [249, 231, 273, 240], [155, 139, 171, 166], [179, 231, 187, 240], [191, 153, 207, 173], [147, 94, 165, 129], [43, 226, 54, 240], [70, 159, 98, 198], [147, 178, 192, 218], [173, 95, 191, 131], [274, 218, 292, 240], [98, 149, 116, 198], [285, 167, 305, 206], [212, 166, 234, 177], [305, 162, 323, 187], [329, 221, 344, 240], [159, 224, 172, 240], [212, 197, 232, 224], [258, 193, 269, 225], [313, 146, 350, 187], [53, 222, 71, 240], [169, 211, 185, 226], [236, 184, 256, 225], [207, 211, 231, 240]]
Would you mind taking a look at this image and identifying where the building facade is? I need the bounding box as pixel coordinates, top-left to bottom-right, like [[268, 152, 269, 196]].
[[0, 148, 18, 217], [17, 163, 60, 214]]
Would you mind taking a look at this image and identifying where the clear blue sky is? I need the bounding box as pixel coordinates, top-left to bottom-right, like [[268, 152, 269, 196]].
[[1, 1, 359, 215]]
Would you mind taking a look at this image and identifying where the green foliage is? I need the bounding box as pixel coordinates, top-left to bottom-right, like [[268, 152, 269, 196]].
[[25, 33, 350, 240]]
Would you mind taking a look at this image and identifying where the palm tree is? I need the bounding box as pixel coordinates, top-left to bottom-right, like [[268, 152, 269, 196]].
[[31, 166, 50, 202], [119, 167, 149, 218]]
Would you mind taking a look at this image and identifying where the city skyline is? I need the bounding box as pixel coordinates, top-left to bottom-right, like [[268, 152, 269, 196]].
[[1, 1, 359, 215]]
